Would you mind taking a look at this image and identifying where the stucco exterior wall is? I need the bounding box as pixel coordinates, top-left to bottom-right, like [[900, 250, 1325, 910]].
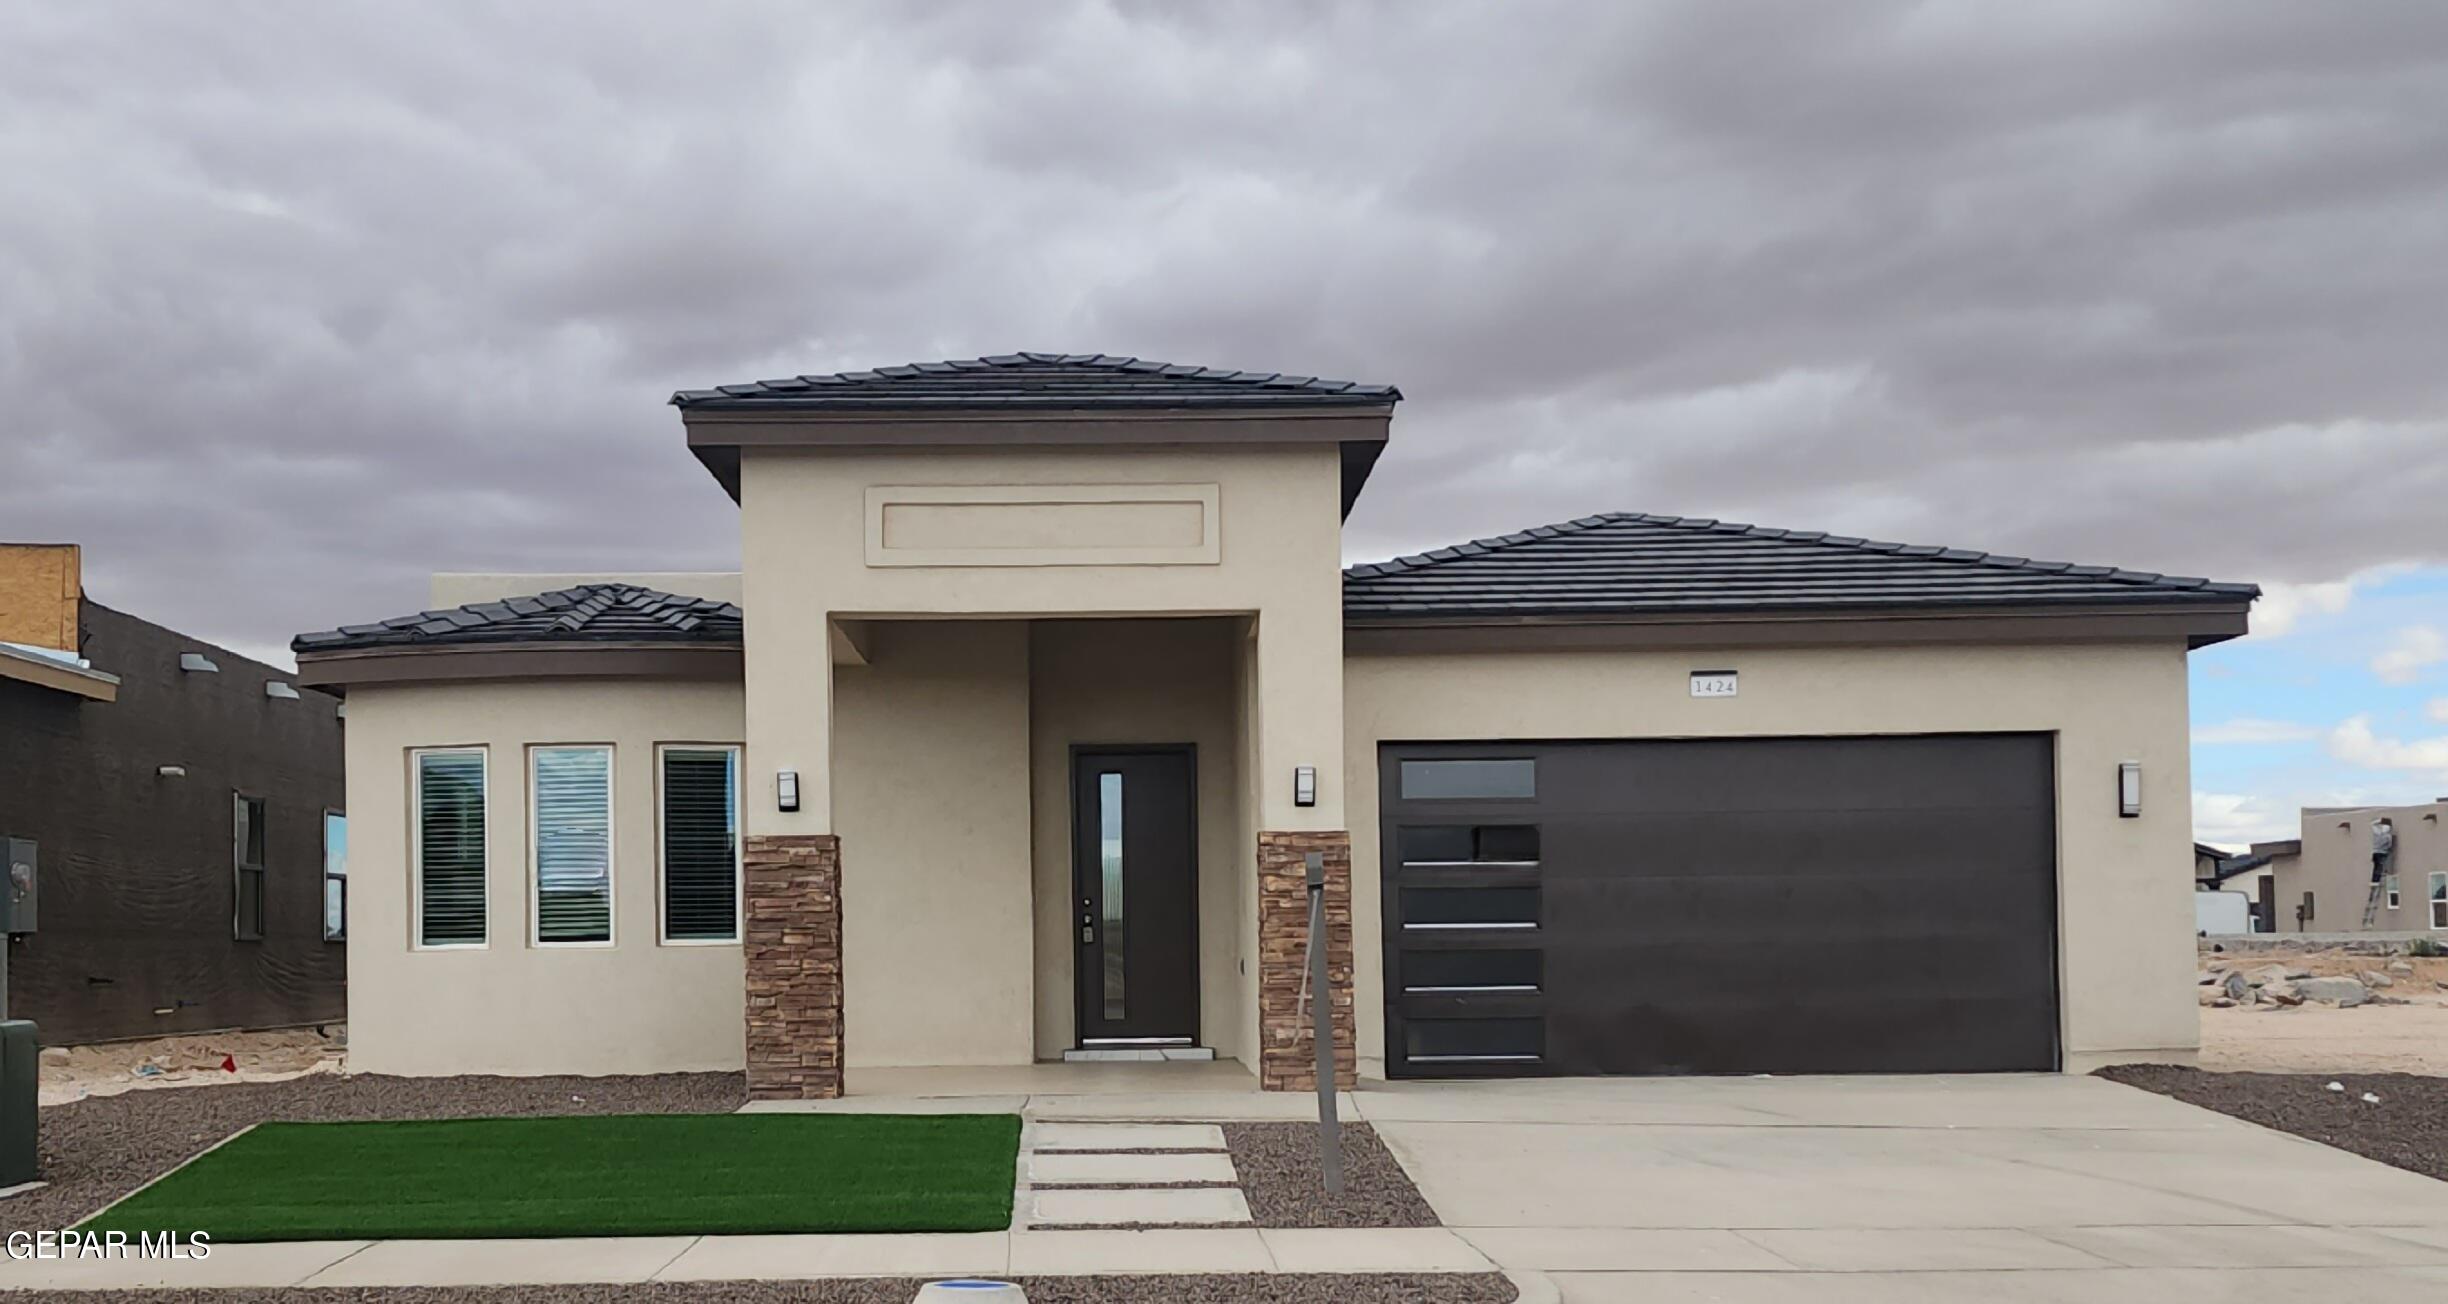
[[2277, 802, 2448, 933], [737, 445, 1345, 839], [342, 678, 747, 1077], [1344, 638, 2199, 1077], [832, 621, 1035, 1066], [1026, 618, 1248, 1064]]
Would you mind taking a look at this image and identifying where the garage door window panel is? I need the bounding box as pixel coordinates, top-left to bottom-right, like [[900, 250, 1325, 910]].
[[1401, 947, 1541, 993], [1405, 1016, 1542, 1063], [1397, 824, 1539, 866], [1398, 758, 1536, 801], [1399, 884, 1539, 930]]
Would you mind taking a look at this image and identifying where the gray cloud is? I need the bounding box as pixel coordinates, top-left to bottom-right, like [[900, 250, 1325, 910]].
[[5, 0, 2447, 662]]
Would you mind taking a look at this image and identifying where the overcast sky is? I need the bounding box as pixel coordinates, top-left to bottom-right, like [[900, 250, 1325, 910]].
[[5, 2, 2446, 840]]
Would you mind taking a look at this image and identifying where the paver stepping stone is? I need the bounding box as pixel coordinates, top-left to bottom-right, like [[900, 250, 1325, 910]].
[[1030, 1187, 1252, 1226], [1029, 1150, 1238, 1185], [1030, 1122, 1226, 1151]]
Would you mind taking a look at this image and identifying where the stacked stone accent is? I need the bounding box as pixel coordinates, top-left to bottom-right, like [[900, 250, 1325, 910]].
[[743, 834, 844, 1100], [1256, 829, 1357, 1092]]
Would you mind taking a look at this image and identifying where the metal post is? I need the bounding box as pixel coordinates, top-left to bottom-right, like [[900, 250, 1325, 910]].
[[1306, 850, 1342, 1195]]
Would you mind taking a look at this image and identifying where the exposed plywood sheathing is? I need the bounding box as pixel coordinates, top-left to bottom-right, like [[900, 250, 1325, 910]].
[[0, 542, 81, 653]]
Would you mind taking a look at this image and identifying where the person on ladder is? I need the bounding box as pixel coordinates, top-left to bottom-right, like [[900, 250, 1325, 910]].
[[2364, 818, 2397, 927]]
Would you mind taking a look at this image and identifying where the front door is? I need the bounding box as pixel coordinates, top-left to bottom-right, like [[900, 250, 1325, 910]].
[[1072, 746, 1199, 1045]]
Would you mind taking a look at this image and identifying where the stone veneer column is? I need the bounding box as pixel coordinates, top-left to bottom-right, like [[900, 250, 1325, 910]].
[[743, 834, 844, 1100], [1256, 830, 1357, 1092]]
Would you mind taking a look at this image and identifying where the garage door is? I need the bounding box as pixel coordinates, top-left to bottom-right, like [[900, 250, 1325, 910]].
[[1380, 735, 2058, 1078]]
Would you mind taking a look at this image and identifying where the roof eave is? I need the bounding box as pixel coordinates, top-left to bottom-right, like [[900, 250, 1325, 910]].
[[680, 403, 1394, 518], [294, 641, 744, 691], [1343, 599, 2254, 653]]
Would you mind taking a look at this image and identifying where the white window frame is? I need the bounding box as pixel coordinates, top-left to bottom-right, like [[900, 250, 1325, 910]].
[[2432, 871, 2447, 931], [656, 743, 744, 946], [529, 743, 617, 949], [322, 807, 348, 942], [2386, 874, 2400, 910], [410, 747, 489, 951]]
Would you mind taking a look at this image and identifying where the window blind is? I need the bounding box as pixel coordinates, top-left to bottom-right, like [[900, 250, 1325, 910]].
[[662, 747, 739, 941], [416, 751, 487, 946], [534, 747, 613, 944]]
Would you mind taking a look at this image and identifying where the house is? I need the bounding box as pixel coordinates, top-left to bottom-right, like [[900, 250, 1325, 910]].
[[2194, 841, 2283, 933], [1, 544, 347, 1043], [2274, 804, 2445, 933], [290, 354, 2256, 1097]]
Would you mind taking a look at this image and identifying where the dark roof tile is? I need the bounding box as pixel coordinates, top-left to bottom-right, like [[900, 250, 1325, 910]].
[[672, 353, 1401, 411], [293, 584, 743, 656], [1343, 512, 2259, 620]]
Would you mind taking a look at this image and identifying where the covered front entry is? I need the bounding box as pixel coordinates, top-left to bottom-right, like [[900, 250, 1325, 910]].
[[1380, 734, 2061, 1079], [1071, 745, 1201, 1046]]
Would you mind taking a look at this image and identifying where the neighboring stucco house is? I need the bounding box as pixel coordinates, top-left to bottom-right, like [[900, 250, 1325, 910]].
[[290, 354, 2256, 1097], [2275, 803, 2445, 933], [2, 544, 347, 1043]]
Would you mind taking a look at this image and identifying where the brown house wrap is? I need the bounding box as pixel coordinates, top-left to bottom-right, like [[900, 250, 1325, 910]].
[[0, 601, 346, 1042]]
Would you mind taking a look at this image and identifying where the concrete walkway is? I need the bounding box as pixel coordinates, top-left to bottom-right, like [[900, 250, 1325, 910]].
[[1367, 1073, 2448, 1302], [1, 1227, 1498, 1291]]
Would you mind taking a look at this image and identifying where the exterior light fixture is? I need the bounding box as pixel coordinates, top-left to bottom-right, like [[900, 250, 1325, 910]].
[[157, 765, 187, 778], [265, 681, 300, 700], [776, 769, 800, 813], [1293, 765, 1317, 808], [2117, 761, 2142, 818], [178, 652, 219, 673]]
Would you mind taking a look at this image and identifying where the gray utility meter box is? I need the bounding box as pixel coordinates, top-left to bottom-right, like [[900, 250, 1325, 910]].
[[4, 837, 34, 934]]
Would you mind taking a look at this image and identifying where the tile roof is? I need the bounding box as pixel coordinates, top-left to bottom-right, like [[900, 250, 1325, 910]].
[[671, 353, 1402, 411], [292, 585, 742, 655], [1343, 513, 2260, 620]]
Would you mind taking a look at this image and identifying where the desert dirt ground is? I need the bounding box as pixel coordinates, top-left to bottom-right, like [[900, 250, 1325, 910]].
[[37, 1026, 344, 1105], [2198, 945, 2448, 1074]]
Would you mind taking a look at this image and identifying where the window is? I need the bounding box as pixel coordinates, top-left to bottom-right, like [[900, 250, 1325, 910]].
[[2387, 874, 2400, 910], [1399, 758, 1537, 800], [532, 746, 613, 946], [659, 746, 741, 943], [2432, 872, 2447, 931], [322, 811, 348, 942], [413, 749, 488, 947], [232, 794, 267, 941]]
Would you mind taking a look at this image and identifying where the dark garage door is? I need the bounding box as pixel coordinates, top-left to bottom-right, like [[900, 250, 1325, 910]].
[[1381, 734, 2058, 1078]]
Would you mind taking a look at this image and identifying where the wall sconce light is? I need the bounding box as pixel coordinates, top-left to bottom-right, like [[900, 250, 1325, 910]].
[[178, 652, 219, 673], [157, 765, 186, 778], [2117, 761, 2142, 818], [265, 681, 300, 700], [776, 769, 800, 813], [1293, 765, 1317, 808]]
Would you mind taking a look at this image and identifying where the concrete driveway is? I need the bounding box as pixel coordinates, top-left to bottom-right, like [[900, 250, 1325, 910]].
[[1362, 1073, 2448, 1301]]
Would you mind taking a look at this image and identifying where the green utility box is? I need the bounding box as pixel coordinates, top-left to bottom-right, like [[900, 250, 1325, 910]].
[[0, 1020, 35, 1186]]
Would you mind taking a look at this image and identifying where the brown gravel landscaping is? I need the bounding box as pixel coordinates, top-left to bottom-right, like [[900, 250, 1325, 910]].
[[48, 1277, 1517, 1303], [9, 1071, 746, 1235], [1223, 1121, 1439, 1228], [2100, 1064, 2448, 1183]]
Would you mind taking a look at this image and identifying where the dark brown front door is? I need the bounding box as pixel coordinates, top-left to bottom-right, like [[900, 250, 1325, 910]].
[[1073, 746, 1200, 1045]]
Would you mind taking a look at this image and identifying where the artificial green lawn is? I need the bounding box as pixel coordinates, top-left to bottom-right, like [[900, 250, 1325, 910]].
[[79, 1113, 1021, 1242]]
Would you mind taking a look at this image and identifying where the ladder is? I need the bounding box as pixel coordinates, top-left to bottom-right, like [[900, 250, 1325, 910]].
[[2362, 877, 2388, 928]]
